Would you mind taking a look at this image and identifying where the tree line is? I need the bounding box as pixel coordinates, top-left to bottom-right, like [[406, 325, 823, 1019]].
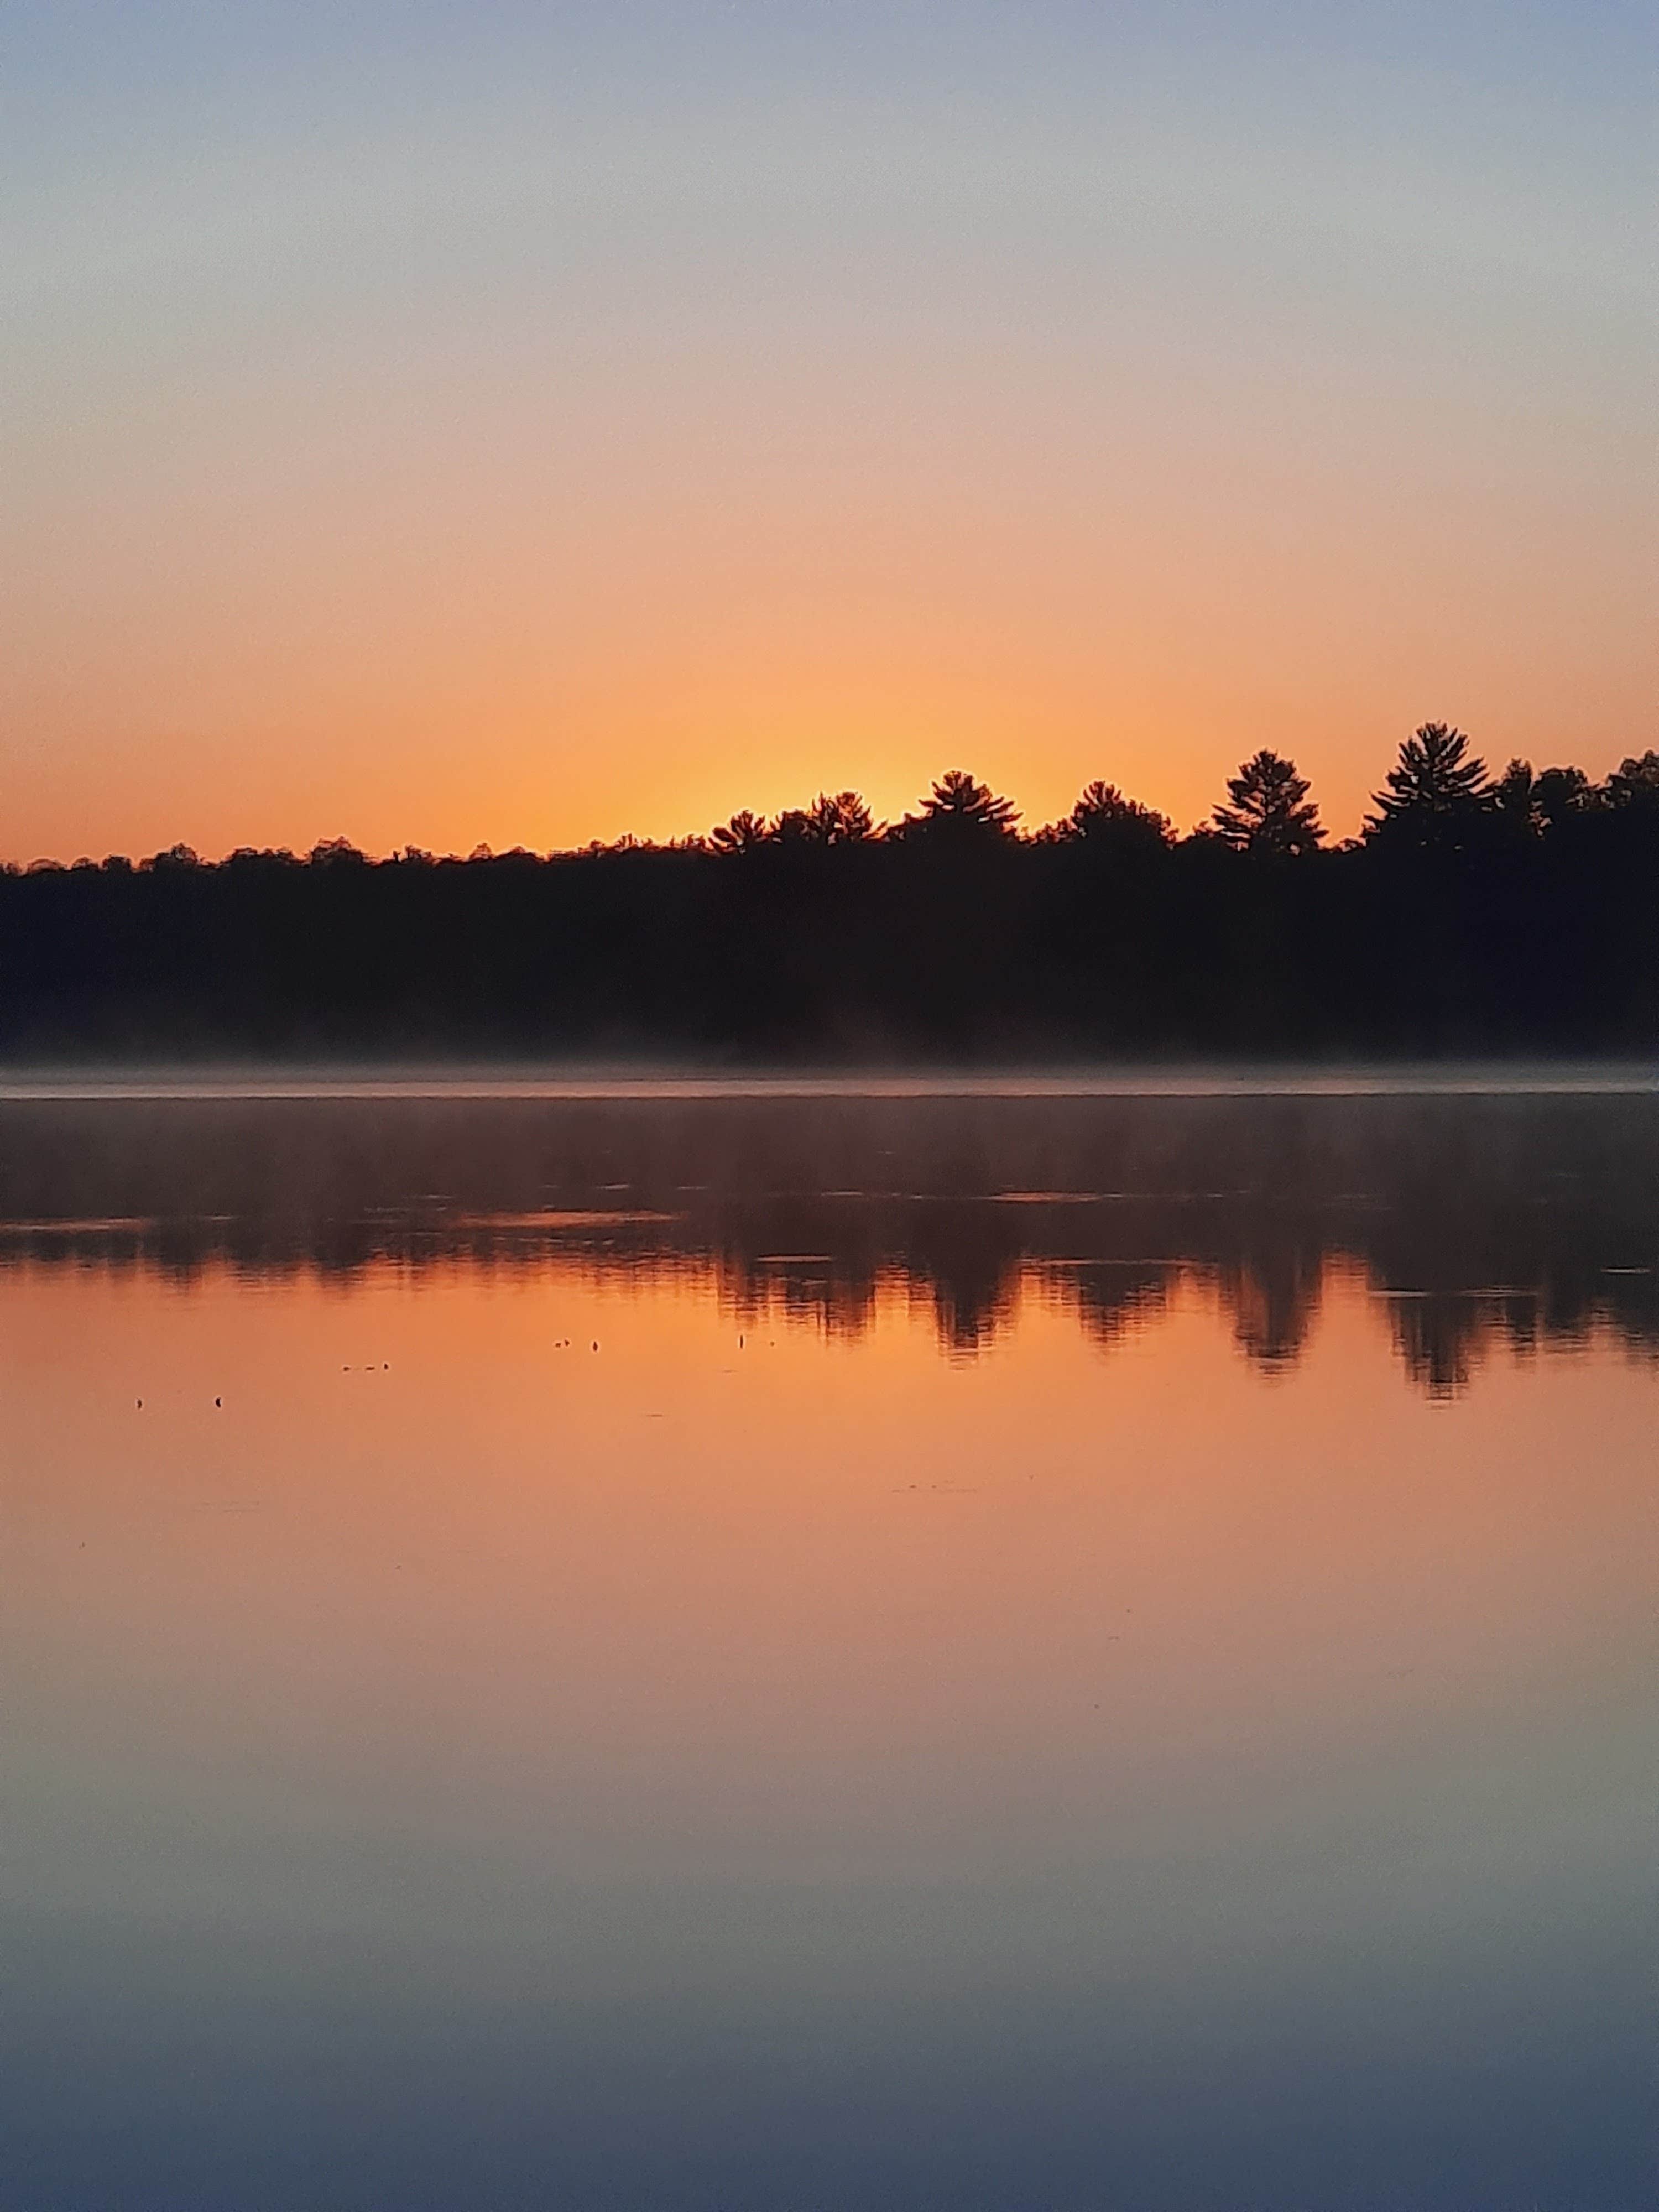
[[4, 727, 1657, 1057]]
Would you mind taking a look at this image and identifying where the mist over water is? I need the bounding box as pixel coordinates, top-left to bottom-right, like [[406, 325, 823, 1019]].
[[2, 1086, 1653, 2209], [4, 1080, 1656, 1393]]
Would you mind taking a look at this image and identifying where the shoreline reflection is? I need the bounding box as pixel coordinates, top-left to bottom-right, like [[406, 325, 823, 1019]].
[[2, 1093, 1654, 2211], [3, 1081, 1656, 1397], [3, 1209, 1654, 1401]]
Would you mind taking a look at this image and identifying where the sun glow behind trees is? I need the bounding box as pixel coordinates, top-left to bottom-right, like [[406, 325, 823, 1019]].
[[6, 6, 1648, 865], [3, 729, 1657, 1060]]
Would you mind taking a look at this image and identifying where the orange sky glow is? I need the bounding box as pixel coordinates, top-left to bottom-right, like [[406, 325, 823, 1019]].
[[6, 8, 1650, 863]]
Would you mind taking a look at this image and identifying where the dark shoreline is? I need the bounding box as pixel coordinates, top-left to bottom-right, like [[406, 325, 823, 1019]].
[[7, 787, 1657, 1061]]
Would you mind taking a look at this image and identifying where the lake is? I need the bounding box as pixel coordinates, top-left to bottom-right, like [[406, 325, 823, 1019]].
[[2, 1081, 1654, 2210]]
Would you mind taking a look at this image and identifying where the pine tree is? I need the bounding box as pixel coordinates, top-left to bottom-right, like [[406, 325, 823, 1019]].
[[1058, 781, 1172, 852], [802, 790, 876, 844], [1211, 751, 1324, 857], [1366, 723, 1491, 841], [710, 809, 770, 854], [896, 769, 1020, 842]]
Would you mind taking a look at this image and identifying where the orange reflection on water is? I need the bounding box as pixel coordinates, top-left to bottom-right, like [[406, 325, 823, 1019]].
[[6, 1253, 1653, 1922]]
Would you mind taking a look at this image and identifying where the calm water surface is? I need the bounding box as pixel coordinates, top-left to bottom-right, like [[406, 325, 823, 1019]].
[[2, 1088, 1654, 2210]]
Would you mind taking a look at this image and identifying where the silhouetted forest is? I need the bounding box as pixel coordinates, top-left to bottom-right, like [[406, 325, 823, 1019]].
[[5, 729, 1658, 1057], [3, 1089, 1654, 1400]]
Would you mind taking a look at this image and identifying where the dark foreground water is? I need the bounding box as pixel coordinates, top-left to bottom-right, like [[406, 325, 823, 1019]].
[[2, 1082, 1655, 2210]]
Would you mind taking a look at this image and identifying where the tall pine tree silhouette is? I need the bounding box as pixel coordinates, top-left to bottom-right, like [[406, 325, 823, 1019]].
[[1366, 723, 1491, 843], [1212, 751, 1324, 857]]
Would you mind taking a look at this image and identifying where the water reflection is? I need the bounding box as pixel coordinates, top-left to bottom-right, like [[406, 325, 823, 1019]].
[[1, 1090, 1655, 2212], [2, 1089, 1655, 1396]]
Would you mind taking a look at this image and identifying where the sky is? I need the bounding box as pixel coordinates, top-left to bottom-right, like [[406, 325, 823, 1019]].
[[4, 2, 1652, 859]]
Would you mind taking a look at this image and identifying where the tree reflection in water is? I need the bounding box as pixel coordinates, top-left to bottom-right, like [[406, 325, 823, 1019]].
[[1, 1087, 1654, 1399]]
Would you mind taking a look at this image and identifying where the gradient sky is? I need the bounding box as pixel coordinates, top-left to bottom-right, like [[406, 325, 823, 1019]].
[[4, 2, 1652, 860]]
